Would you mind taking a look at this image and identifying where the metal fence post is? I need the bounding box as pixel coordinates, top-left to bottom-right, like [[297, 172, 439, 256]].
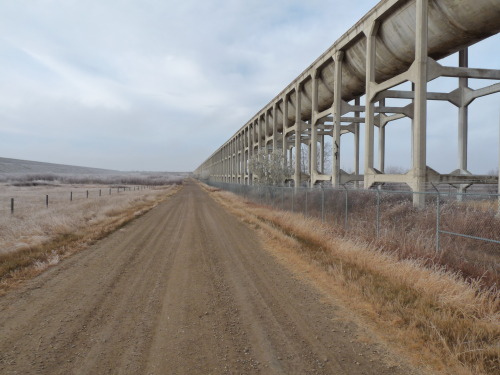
[[376, 189, 380, 237], [70, 191, 73, 202], [321, 185, 325, 222], [46, 195, 49, 208], [87, 190, 89, 199], [436, 191, 441, 252], [305, 188, 308, 216], [11, 198, 14, 214], [343, 185, 348, 231], [431, 183, 441, 252]]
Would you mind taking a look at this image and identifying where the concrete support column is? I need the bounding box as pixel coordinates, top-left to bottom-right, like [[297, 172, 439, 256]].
[[230, 139, 233, 183], [265, 109, 270, 154], [240, 134, 242, 181], [224, 143, 229, 182], [364, 21, 379, 188], [282, 96, 289, 171], [235, 136, 239, 182], [237, 136, 240, 182], [247, 127, 251, 184], [258, 117, 263, 156], [378, 98, 386, 173], [242, 130, 246, 183], [411, 82, 415, 167], [308, 142, 312, 176], [230, 139, 234, 183], [354, 97, 360, 187], [333, 51, 344, 187], [240, 133, 243, 181], [238, 135, 241, 182], [234, 138, 237, 183], [310, 72, 319, 187], [320, 134, 325, 174], [378, 125, 386, 173], [458, 48, 469, 198], [458, 48, 469, 172], [272, 104, 278, 153], [223, 145, 226, 182], [250, 123, 254, 184], [294, 84, 302, 187], [411, 0, 429, 208], [227, 139, 233, 182], [228, 142, 231, 183]]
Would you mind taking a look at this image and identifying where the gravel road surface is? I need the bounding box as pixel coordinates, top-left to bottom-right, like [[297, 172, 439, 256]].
[[0, 182, 417, 374]]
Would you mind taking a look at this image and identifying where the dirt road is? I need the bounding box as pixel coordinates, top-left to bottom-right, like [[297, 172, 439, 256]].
[[0, 182, 416, 374]]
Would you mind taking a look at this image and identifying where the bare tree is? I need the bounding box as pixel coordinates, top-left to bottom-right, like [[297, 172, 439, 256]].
[[321, 143, 332, 174], [248, 149, 293, 186], [292, 143, 332, 175]]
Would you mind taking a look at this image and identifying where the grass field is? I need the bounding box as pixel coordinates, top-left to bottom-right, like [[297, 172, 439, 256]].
[[0, 180, 182, 294]]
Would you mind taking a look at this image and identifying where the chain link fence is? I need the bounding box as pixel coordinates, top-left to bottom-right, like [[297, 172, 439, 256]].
[[206, 181, 500, 283]]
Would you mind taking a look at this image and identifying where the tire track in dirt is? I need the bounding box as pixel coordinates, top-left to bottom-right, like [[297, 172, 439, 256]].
[[0, 181, 419, 374]]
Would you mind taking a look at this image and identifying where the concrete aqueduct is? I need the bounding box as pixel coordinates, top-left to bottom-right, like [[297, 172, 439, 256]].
[[195, 0, 500, 207]]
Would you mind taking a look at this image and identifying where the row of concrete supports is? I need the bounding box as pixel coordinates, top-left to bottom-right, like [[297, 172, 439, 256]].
[[196, 0, 500, 207]]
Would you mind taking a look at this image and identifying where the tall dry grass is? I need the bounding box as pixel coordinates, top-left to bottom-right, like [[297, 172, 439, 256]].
[[245, 186, 500, 289], [0, 183, 181, 294], [323, 191, 500, 289], [204, 184, 499, 375]]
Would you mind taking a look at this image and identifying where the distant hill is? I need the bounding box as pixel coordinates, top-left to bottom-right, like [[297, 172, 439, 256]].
[[0, 157, 191, 185], [0, 157, 117, 175]]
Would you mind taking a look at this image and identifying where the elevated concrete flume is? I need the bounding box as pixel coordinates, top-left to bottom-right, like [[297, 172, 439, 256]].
[[195, 0, 500, 207]]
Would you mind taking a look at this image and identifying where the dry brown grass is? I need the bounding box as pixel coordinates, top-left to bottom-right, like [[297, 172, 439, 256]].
[[202, 183, 499, 375], [0, 184, 182, 295], [249, 186, 500, 289]]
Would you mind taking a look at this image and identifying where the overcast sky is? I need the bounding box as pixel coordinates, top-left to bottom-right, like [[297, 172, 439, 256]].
[[0, 0, 498, 173]]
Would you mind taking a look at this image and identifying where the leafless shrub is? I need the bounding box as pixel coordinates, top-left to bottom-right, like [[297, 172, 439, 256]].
[[249, 149, 292, 186]]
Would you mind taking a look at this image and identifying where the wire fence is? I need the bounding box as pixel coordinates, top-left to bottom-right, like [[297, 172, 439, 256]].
[[206, 181, 500, 255], [0, 185, 152, 215]]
